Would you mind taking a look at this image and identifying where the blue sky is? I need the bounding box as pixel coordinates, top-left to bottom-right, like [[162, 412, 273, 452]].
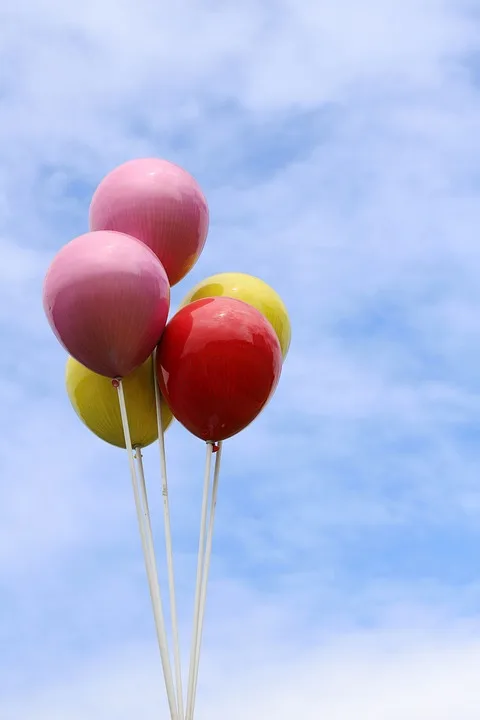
[[2, 0, 480, 717]]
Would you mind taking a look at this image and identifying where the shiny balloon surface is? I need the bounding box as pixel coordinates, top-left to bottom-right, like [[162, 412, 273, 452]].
[[180, 271, 291, 359], [89, 158, 209, 286], [43, 230, 170, 378], [157, 296, 282, 442], [66, 355, 173, 448]]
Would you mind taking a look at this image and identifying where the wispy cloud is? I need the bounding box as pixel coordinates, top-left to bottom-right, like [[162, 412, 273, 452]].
[[1, 0, 480, 717]]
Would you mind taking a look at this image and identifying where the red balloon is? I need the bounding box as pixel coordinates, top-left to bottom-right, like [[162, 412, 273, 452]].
[[89, 158, 209, 287], [43, 231, 170, 378], [156, 297, 282, 442]]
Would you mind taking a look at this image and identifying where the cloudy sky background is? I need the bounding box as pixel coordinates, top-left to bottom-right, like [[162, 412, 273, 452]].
[[2, 0, 480, 717]]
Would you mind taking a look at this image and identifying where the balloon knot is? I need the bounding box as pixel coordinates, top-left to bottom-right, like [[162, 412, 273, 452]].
[[212, 443, 219, 453], [112, 378, 120, 388]]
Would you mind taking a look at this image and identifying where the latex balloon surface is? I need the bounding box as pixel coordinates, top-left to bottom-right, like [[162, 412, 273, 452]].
[[89, 158, 209, 286], [66, 355, 173, 448], [180, 272, 291, 359], [43, 230, 170, 378], [157, 297, 282, 442]]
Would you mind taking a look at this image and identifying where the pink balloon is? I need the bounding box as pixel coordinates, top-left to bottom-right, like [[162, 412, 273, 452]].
[[89, 158, 209, 287], [43, 230, 170, 378]]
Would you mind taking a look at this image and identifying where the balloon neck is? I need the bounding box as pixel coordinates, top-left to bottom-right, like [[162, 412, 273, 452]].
[[112, 378, 121, 388], [209, 442, 220, 453]]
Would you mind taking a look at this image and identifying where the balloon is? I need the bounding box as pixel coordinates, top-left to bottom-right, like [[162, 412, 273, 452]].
[[180, 272, 291, 359], [43, 230, 170, 378], [157, 297, 282, 442], [66, 355, 173, 448], [89, 158, 209, 287]]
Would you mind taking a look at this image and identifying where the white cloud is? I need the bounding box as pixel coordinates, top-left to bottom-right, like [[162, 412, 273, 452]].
[[1, 0, 480, 717], [4, 615, 480, 720]]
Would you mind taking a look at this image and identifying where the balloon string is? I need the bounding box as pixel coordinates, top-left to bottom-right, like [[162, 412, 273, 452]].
[[152, 350, 184, 719], [114, 378, 178, 720], [185, 441, 214, 720], [191, 441, 223, 717]]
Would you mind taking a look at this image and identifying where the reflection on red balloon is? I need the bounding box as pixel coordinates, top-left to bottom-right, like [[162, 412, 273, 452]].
[[156, 297, 282, 442], [43, 230, 170, 378]]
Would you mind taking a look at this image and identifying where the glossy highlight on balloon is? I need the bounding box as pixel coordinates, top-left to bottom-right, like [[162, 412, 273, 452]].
[[180, 271, 291, 359], [89, 158, 209, 286], [66, 355, 173, 448], [156, 296, 282, 442], [43, 230, 170, 378]]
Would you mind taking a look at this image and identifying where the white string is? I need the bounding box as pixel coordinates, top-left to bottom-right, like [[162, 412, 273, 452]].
[[191, 441, 223, 717], [152, 350, 184, 718], [115, 379, 178, 720], [185, 441, 214, 720]]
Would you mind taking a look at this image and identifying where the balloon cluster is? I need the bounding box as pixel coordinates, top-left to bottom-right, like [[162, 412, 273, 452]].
[[43, 158, 291, 446], [42, 158, 291, 720]]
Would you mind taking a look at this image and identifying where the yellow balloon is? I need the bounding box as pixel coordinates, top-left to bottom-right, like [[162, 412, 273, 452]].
[[180, 272, 291, 359], [65, 355, 173, 449]]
